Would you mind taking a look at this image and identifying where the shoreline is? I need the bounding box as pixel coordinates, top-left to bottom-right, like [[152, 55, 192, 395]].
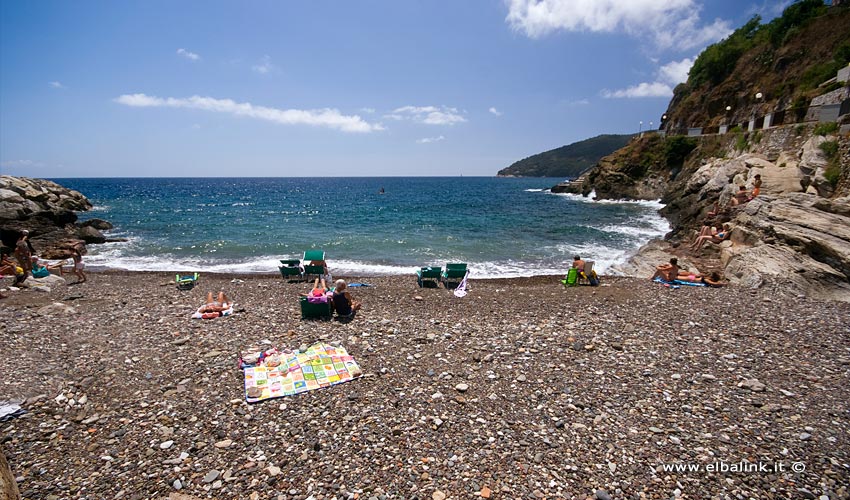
[[2, 271, 848, 498]]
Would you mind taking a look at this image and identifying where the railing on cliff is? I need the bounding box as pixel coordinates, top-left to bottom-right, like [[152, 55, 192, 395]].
[[660, 97, 850, 138]]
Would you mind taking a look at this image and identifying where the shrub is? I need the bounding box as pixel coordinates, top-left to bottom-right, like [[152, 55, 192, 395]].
[[795, 124, 807, 136], [752, 131, 763, 144], [735, 132, 749, 152], [663, 136, 697, 168], [814, 122, 839, 136], [819, 140, 838, 158]]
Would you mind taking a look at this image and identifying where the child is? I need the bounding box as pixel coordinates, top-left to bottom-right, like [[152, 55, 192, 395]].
[[72, 247, 87, 283]]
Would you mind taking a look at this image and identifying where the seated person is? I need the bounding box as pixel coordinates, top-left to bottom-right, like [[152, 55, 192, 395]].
[[332, 279, 361, 317], [30, 256, 51, 278], [650, 257, 679, 282], [691, 223, 731, 252], [199, 291, 232, 313], [1, 253, 26, 286], [300, 278, 331, 304], [571, 255, 585, 270], [729, 185, 750, 206], [750, 174, 762, 198]]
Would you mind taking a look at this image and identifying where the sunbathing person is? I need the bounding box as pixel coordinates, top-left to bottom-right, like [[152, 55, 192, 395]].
[[332, 279, 361, 316], [701, 271, 727, 287], [691, 224, 731, 252], [300, 278, 331, 303], [676, 270, 704, 282], [650, 258, 679, 282], [1, 253, 26, 286], [729, 185, 750, 206], [200, 291, 232, 313], [750, 174, 762, 198]]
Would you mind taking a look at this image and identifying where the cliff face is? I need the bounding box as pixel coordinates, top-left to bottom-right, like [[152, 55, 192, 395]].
[[583, 126, 850, 301], [0, 176, 113, 259]]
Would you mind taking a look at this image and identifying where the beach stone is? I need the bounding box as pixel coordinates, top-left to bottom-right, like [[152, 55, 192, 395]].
[[800, 433, 812, 441], [173, 479, 182, 490], [595, 490, 612, 500], [214, 439, 233, 448], [432, 491, 446, 500], [455, 383, 469, 393], [203, 470, 219, 483], [159, 440, 174, 449]]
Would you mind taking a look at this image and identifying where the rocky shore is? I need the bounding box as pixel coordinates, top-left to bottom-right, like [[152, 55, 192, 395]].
[[2, 271, 849, 499], [0, 176, 116, 259]]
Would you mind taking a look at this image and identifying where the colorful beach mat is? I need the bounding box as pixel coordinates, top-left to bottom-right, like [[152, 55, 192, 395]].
[[241, 342, 362, 403]]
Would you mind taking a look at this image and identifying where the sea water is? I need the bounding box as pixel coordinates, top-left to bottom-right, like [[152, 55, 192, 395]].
[[53, 177, 669, 277]]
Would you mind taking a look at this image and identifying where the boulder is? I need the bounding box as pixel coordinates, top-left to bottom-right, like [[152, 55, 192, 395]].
[[0, 176, 104, 258], [77, 225, 106, 244], [37, 302, 78, 316], [80, 218, 113, 230], [723, 193, 850, 302], [609, 239, 699, 278]]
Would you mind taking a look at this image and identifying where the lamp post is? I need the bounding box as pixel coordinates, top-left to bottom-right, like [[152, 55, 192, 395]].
[[639, 121, 643, 133]]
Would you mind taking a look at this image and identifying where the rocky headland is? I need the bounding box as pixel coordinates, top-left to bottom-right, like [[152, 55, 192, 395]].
[[0, 175, 116, 259], [571, 125, 850, 303]]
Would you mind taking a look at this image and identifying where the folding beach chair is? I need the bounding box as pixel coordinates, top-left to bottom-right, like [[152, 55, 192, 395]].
[[577, 261, 598, 286], [415, 266, 442, 287], [300, 296, 332, 320], [441, 263, 467, 288], [302, 250, 327, 281], [176, 273, 200, 291], [278, 259, 303, 281], [560, 268, 579, 287]]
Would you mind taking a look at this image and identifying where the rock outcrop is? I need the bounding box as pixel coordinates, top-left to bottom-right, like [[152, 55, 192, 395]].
[[591, 126, 850, 302], [722, 194, 850, 302], [0, 176, 114, 259]]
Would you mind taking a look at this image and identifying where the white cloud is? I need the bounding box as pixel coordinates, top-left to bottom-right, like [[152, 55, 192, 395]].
[[506, 0, 732, 51], [114, 93, 384, 133], [49, 81, 65, 89], [601, 82, 673, 98], [602, 57, 693, 99], [567, 98, 590, 106], [658, 58, 693, 86], [252, 55, 274, 74], [489, 107, 503, 116], [176, 48, 200, 61], [416, 135, 446, 144], [360, 107, 376, 114], [387, 105, 466, 125]]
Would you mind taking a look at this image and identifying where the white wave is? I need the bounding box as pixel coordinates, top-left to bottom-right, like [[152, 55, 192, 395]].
[[523, 188, 544, 192], [550, 189, 665, 209], [89, 205, 110, 212]]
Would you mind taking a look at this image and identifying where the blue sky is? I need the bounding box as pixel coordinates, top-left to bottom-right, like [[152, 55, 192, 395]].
[[0, 0, 793, 177]]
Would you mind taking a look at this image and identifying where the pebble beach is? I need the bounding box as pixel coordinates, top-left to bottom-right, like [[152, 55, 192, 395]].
[[2, 272, 849, 500]]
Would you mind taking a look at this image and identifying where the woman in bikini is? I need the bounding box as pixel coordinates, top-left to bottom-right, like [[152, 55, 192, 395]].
[[200, 291, 232, 313]]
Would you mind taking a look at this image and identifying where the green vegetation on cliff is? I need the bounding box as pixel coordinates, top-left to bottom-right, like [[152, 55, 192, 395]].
[[497, 134, 633, 178], [666, 1, 850, 129]]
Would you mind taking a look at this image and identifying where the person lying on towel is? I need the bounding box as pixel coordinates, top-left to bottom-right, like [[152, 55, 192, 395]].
[[200, 291, 233, 313]]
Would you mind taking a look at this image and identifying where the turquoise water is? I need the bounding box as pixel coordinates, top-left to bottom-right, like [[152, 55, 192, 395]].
[[54, 177, 669, 277]]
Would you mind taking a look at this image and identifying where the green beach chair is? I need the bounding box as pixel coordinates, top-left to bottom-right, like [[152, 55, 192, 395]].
[[302, 250, 327, 281], [416, 266, 442, 287], [441, 263, 467, 288], [176, 273, 200, 291], [561, 268, 579, 287], [278, 259, 303, 281], [300, 296, 332, 320]]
